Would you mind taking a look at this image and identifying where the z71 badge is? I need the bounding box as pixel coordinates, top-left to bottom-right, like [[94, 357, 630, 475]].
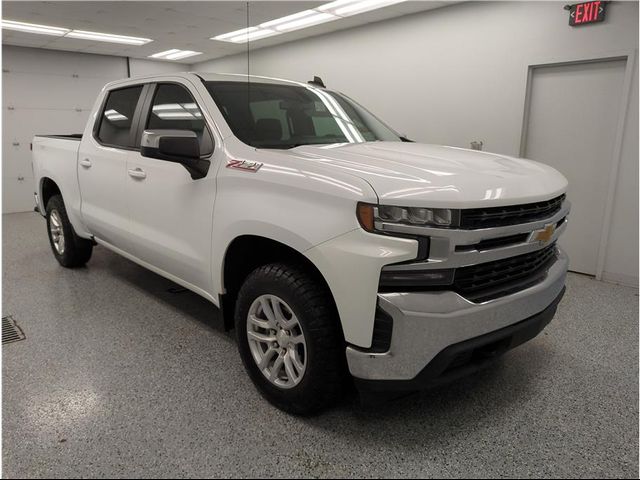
[[226, 159, 263, 172]]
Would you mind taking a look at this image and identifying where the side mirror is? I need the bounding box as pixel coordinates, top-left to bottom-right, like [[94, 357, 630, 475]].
[[140, 129, 209, 179]]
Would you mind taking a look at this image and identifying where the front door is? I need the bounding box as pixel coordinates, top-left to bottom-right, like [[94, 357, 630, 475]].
[[126, 82, 217, 294]]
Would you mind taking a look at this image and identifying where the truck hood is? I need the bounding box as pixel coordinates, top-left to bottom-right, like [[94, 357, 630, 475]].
[[282, 142, 567, 208]]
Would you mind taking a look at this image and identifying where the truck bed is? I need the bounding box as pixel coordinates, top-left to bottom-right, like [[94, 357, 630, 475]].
[[34, 134, 82, 141], [32, 134, 84, 231]]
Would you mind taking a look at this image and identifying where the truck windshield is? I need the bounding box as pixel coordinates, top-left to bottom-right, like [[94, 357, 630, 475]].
[[205, 81, 401, 149]]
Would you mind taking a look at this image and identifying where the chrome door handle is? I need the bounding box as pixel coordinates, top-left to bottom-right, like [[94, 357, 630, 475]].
[[128, 168, 147, 179], [79, 158, 92, 168]]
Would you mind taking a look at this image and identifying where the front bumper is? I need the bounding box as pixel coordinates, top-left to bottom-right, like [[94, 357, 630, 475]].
[[346, 249, 568, 386]]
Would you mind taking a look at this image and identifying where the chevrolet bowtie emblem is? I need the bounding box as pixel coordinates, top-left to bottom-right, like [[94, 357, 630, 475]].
[[531, 224, 556, 244]]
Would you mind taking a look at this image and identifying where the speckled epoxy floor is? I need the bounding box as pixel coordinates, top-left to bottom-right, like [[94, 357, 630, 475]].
[[2, 211, 638, 478]]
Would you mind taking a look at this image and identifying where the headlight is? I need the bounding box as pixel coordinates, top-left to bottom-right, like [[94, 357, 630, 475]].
[[357, 202, 456, 233]]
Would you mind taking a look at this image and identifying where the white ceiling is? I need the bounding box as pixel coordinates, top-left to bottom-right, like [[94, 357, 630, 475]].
[[2, 1, 452, 63]]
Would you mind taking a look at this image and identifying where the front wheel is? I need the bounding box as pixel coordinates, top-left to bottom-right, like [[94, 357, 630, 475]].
[[235, 263, 348, 415]]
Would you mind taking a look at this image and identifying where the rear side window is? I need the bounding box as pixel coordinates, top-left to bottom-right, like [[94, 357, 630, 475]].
[[146, 83, 213, 156], [97, 86, 143, 148]]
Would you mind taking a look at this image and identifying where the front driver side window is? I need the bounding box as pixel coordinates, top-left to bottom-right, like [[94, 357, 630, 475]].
[[146, 83, 213, 156]]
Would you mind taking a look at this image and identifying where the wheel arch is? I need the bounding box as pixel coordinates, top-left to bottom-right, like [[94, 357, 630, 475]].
[[40, 177, 62, 209], [219, 234, 342, 335]]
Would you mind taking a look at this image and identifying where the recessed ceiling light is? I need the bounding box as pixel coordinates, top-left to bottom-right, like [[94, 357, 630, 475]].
[[66, 30, 152, 45], [212, 0, 405, 43], [149, 49, 202, 60], [1, 19, 70, 36]]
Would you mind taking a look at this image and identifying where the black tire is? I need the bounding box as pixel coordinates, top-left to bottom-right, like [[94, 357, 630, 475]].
[[45, 194, 93, 268], [235, 263, 348, 415]]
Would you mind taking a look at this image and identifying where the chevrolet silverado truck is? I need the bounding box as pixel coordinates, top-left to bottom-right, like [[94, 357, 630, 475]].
[[32, 72, 570, 414]]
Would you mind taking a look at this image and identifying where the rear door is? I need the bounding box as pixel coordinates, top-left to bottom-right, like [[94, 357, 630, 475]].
[[78, 84, 146, 252], [125, 81, 217, 294]]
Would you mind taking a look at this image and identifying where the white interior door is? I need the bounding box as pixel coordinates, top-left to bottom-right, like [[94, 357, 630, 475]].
[[523, 58, 627, 275]]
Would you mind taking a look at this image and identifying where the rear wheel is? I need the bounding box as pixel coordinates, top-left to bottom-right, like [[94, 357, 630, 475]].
[[45, 195, 93, 268], [235, 263, 347, 415]]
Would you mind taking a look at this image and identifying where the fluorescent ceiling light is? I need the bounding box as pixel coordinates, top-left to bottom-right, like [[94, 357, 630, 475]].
[[1, 20, 69, 36], [152, 102, 202, 120], [212, 26, 280, 43], [165, 50, 201, 60], [66, 30, 152, 45], [150, 49, 181, 58], [269, 11, 336, 32], [156, 111, 199, 119], [230, 29, 278, 42], [212, 0, 405, 43], [104, 109, 128, 121], [212, 26, 259, 41], [330, 0, 406, 17], [150, 49, 202, 60], [2, 19, 155, 46]]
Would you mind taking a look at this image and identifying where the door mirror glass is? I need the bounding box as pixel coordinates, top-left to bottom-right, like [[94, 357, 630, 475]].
[[141, 129, 208, 179]]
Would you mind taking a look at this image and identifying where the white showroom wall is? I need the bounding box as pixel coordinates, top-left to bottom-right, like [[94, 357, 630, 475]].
[[2, 46, 185, 214], [129, 57, 187, 77], [193, 0, 639, 286]]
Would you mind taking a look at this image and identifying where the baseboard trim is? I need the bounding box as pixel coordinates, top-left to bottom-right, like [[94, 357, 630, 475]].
[[601, 271, 639, 288]]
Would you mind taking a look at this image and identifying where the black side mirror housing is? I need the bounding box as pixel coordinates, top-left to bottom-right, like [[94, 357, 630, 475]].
[[158, 135, 200, 159], [140, 129, 210, 180]]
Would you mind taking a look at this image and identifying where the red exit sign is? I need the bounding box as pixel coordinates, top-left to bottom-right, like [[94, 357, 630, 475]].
[[568, 1, 606, 26]]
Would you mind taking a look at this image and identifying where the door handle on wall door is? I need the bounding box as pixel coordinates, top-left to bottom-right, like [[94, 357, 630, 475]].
[[128, 168, 147, 179], [79, 158, 92, 168]]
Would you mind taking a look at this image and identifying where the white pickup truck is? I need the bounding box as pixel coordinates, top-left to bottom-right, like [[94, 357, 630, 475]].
[[32, 72, 570, 414]]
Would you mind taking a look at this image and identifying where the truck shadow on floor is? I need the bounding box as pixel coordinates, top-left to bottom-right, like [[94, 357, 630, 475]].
[[89, 245, 232, 339], [89, 244, 554, 419]]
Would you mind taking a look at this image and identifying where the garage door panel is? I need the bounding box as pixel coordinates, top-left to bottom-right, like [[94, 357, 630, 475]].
[[2, 47, 126, 213], [3, 72, 109, 110], [3, 147, 34, 179], [3, 109, 85, 180], [4, 108, 88, 138], [3, 45, 126, 78], [69, 76, 118, 109], [3, 174, 36, 214]]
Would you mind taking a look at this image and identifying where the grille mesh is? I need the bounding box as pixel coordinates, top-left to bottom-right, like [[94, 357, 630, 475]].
[[460, 195, 565, 229], [453, 244, 558, 302]]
